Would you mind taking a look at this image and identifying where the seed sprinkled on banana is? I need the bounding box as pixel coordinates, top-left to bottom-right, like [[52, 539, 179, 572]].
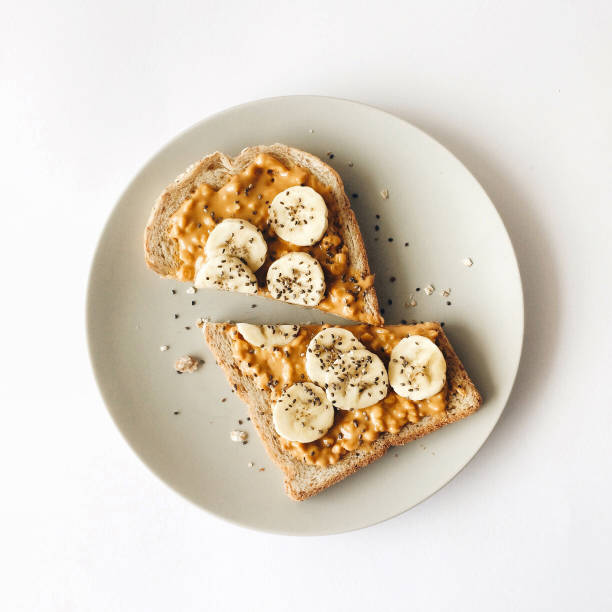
[[305, 328, 365, 387], [324, 349, 389, 410], [266, 252, 325, 306], [388, 335, 446, 400], [194, 254, 258, 294], [237, 323, 300, 348], [272, 382, 334, 443], [269, 186, 328, 246], [204, 218, 267, 271]]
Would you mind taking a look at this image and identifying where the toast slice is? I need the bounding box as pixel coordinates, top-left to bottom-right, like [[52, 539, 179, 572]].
[[203, 322, 482, 501], [144, 144, 382, 325]]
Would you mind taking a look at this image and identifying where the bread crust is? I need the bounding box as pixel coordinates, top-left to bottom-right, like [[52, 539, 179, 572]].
[[204, 323, 482, 501], [144, 144, 382, 325]]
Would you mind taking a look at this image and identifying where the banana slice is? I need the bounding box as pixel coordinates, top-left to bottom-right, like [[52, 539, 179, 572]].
[[324, 349, 389, 410], [305, 328, 365, 386], [269, 186, 328, 246], [204, 218, 267, 271], [194, 254, 257, 294], [272, 382, 334, 443], [388, 335, 446, 400], [236, 323, 300, 348], [266, 252, 326, 306]]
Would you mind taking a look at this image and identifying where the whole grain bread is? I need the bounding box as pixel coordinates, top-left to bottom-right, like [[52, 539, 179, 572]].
[[144, 144, 382, 325], [204, 322, 482, 501]]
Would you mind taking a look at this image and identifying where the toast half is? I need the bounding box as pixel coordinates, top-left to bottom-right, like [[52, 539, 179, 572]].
[[203, 322, 482, 501], [144, 144, 382, 325]]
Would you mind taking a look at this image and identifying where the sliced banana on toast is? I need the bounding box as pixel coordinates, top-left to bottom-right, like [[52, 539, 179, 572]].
[[204, 218, 267, 271], [266, 252, 325, 306], [324, 349, 389, 410], [236, 323, 300, 348], [388, 335, 446, 400], [305, 328, 365, 387], [269, 186, 328, 246], [272, 382, 334, 443], [194, 254, 258, 294]]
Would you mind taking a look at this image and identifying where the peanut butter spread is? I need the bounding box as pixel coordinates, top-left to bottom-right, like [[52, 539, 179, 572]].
[[168, 154, 377, 323], [227, 323, 448, 466]]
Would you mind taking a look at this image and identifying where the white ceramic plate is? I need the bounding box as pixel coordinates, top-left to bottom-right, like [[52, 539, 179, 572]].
[[87, 96, 523, 535]]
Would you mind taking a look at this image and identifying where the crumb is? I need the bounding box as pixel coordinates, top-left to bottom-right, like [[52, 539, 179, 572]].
[[348, 161, 354, 167], [248, 461, 254, 468], [424, 284, 434, 296], [308, 128, 314, 133], [394, 453, 399, 457], [440, 288, 451, 297], [160, 345, 169, 352], [196, 317, 210, 328], [230, 430, 248, 443], [380, 189, 389, 199], [463, 257, 473, 267], [258, 468, 265, 472], [186, 286, 196, 294], [405, 295, 417, 307], [174, 355, 202, 373]]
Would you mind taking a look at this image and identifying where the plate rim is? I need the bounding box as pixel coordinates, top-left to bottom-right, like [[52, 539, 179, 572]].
[[86, 94, 524, 535]]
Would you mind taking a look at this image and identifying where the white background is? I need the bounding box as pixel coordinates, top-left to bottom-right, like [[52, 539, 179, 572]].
[[2, 1, 611, 610]]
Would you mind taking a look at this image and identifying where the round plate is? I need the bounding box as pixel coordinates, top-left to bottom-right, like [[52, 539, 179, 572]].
[[87, 96, 523, 535]]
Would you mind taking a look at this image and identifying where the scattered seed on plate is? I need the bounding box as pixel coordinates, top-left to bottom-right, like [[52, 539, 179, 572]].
[[248, 462, 254, 468], [388, 237, 393, 242], [404, 242, 409, 247], [173, 313, 179, 319], [308, 128, 314, 133], [160, 345, 169, 352], [446, 301, 452, 306], [380, 189, 389, 199], [406, 295, 417, 307], [463, 257, 473, 267], [348, 161, 354, 167], [440, 288, 451, 297], [424, 284, 434, 296], [186, 286, 196, 294]]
